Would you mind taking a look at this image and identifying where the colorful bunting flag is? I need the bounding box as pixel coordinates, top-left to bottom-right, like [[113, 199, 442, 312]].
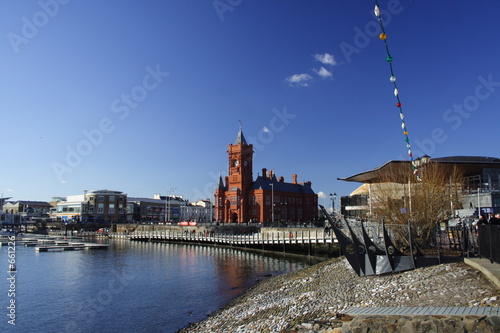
[[374, 1, 420, 180]]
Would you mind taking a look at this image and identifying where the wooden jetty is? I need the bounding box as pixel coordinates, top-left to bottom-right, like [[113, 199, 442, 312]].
[[35, 243, 110, 252], [1, 234, 110, 252]]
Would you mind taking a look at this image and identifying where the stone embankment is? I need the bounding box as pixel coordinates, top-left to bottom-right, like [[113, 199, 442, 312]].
[[179, 258, 500, 333]]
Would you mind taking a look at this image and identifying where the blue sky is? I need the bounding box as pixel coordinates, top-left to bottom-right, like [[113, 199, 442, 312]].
[[1, 0, 499, 204]]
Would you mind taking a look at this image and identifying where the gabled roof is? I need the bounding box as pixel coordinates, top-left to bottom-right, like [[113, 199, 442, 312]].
[[251, 176, 315, 194]]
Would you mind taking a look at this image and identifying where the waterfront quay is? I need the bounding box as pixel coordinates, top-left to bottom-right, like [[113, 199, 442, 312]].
[[111, 224, 339, 257]]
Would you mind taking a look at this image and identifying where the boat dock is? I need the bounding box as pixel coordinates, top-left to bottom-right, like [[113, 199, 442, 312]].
[[0, 235, 109, 251], [35, 242, 110, 252]]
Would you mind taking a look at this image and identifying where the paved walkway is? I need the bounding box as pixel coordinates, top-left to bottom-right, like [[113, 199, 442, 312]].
[[464, 257, 500, 289], [342, 306, 500, 316]]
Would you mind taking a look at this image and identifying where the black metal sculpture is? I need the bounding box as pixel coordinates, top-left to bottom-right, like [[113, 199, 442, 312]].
[[320, 205, 415, 276]]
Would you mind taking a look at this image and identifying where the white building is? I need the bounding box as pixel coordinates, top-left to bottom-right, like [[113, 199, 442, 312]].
[[179, 199, 213, 223]]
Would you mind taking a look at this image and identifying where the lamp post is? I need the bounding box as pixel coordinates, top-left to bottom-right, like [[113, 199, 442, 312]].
[[211, 184, 215, 224], [477, 187, 481, 217], [329, 193, 337, 216], [165, 187, 176, 222], [270, 183, 274, 224]]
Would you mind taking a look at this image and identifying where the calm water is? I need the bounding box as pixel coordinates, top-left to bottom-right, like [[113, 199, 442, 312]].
[[1, 238, 312, 333]]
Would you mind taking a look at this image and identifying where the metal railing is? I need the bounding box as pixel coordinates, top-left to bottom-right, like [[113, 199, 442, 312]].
[[477, 225, 500, 264], [124, 229, 337, 246]]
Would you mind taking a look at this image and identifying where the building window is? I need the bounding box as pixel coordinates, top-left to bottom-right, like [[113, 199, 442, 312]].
[[265, 195, 270, 206], [109, 204, 115, 214], [97, 204, 104, 214], [88, 205, 94, 214], [110, 196, 115, 202], [98, 196, 104, 202]]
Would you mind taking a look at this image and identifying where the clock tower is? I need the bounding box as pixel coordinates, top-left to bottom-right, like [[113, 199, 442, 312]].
[[215, 122, 318, 224], [226, 123, 253, 222]]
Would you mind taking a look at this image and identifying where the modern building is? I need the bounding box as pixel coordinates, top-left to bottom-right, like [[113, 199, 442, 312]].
[[127, 195, 188, 222], [2, 200, 52, 219], [153, 194, 188, 222], [339, 156, 500, 219], [215, 126, 318, 224], [126, 197, 165, 223], [53, 190, 127, 223]]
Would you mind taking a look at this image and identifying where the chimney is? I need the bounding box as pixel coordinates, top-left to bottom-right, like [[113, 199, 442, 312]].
[[278, 176, 284, 183], [268, 170, 274, 179], [262, 168, 267, 180], [292, 174, 297, 184]]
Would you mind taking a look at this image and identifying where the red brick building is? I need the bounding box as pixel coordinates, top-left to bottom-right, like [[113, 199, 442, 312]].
[[215, 126, 318, 223]]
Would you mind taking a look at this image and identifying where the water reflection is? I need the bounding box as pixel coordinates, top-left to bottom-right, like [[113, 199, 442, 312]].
[[11, 238, 312, 333]]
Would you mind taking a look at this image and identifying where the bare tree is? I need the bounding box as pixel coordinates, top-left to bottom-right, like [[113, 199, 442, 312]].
[[370, 161, 464, 249]]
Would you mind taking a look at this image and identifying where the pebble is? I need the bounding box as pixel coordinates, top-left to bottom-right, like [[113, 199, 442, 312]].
[[178, 258, 500, 333]]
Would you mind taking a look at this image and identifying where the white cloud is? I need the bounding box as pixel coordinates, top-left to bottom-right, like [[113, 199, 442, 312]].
[[315, 66, 332, 78], [314, 53, 336, 66], [263, 126, 270, 133], [285, 73, 313, 87], [317, 191, 328, 199]]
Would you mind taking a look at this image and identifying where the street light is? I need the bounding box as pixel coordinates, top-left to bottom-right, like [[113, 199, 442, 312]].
[[270, 183, 274, 224], [211, 184, 215, 224], [329, 193, 337, 216], [165, 187, 176, 222]]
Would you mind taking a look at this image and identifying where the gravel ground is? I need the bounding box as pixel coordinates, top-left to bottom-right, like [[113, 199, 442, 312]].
[[178, 258, 500, 333]]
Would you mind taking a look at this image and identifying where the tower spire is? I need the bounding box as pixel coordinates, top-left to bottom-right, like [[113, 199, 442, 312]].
[[217, 170, 225, 190], [234, 120, 247, 145]]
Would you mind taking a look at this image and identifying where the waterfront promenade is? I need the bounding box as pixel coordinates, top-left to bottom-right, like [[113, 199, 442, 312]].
[[124, 229, 337, 245]]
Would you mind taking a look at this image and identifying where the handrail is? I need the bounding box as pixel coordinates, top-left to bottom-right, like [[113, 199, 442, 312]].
[[107, 229, 338, 246]]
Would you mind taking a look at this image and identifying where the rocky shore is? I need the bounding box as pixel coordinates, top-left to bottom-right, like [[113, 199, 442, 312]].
[[179, 258, 500, 332]]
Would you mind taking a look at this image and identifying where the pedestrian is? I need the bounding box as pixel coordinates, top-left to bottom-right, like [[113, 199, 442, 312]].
[[489, 213, 500, 225], [473, 215, 488, 230]]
